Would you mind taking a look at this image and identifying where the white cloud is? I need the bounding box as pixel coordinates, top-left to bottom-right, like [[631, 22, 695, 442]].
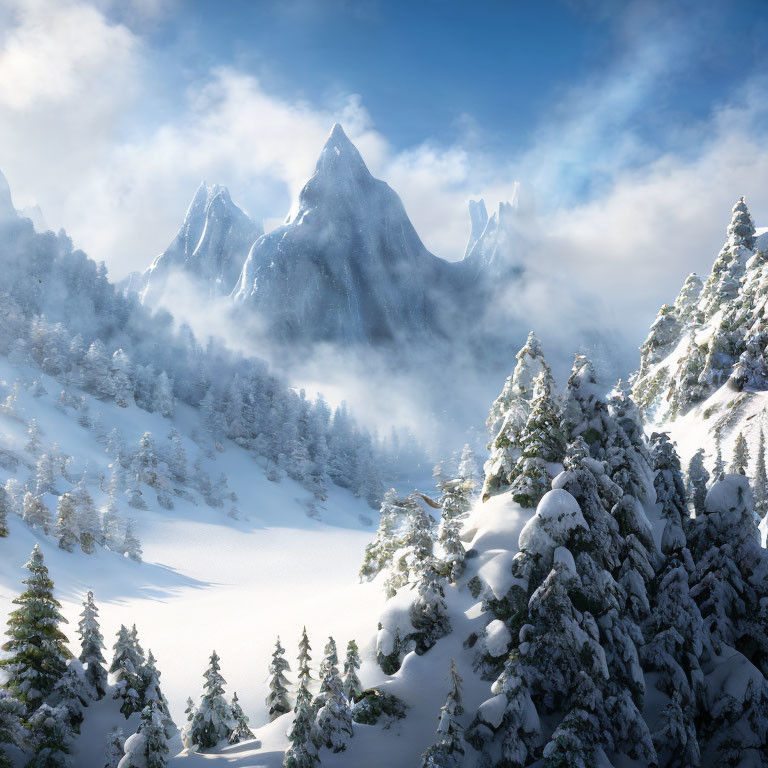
[[2, 0, 768, 379]]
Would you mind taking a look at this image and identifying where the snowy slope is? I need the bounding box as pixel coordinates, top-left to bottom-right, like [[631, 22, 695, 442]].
[[0, 355, 391, 766]]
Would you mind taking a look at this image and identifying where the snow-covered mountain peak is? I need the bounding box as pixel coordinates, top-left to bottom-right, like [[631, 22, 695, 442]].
[[136, 181, 262, 304]]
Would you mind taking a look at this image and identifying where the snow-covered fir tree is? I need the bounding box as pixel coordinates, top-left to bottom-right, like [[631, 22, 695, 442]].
[[730, 431, 750, 475], [110, 624, 145, 718], [318, 636, 339, 691], [23, 492, 51, 534], [686, 448, 710, 517], [184, 650, 235, 750], [228, 692, 254, 744], [483, 332, 553, 500], [104, 727, 125, 768], [754, 427, 768, 517], [283, 681, 319, 768], [55, 493, 79, 552], [25, 703, 72, 768], [0, 690, 24, 768], [118, 700, 168, 768], [266, 637, 292, 721], [0, 545, 71, 710], [315, 660, 353, 752], [342, 640, 362, 703], [297, 627, 313, 688], [0, 487, 9, 538], [419, 659, 465, 768]]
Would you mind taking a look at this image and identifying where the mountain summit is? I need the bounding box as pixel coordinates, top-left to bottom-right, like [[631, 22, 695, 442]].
[[139, 181, 262, 303], [232, 123, 448, 344]]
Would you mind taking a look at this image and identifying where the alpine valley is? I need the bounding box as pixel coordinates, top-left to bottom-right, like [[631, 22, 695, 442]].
[[0, 130, 766, 768]]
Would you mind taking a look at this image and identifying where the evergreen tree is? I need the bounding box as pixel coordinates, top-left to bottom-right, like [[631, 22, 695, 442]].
[[103, 727, 125, 768], [359, 489, 408, 581], [713, 430, 725, 481], [726, 195, 756, 250], [316, 664, 353, 752], [140, 651, 174, 737], [297, 627, 313, 687], [185, 651, 235, 750], [74, 476, 100, 553], [410, 562, 451, 653], [730, 432, 750, 475], [419, 659, 465, 768], [754, 428, 768, 517], [49, 660, 89, 733], [318, 636, 338, 690], [228, 692, 254, 744], [342, 640, 362, 703], [25, 703, 72, 768], [689, 475, 768, 677], [55, 493, 79, 552], [0, 545, 71, 710], [651, 433, 688, 554], [509, 371, 564, 509], [26, 418, 42, 455], [0, 690, 24, 768], [123, 521, 142, 563], [266, 637, 292, 721], [284, 683, 319, 768], [110, 624, 144, 718], [466, 652, 540, 768], [119, 701, 168, 768], [687, 448, 710, 517], [483, 332, 553, 500], [23, 492, 51, 534]]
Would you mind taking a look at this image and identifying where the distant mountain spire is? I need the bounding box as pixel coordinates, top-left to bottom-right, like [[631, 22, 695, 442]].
[[0, 169, 17, 222]]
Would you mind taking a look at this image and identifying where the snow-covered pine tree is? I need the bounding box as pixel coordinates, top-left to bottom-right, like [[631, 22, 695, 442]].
[[118, 700, 168, 768], [0, 690, 24, 768], [342, 640, 362, 703], [509, 371, 564, 509], [49, 660, 89, 733], [104, 727, 125, 768], [689, 475, 768, 677], [25, 703, 72, 768], [110, 624, 144, 718], [651, 432, 689, 554], [23, 491, 51, 534], [359, 489, 408, 581], [466, 651, 540, 767], [730, 431, 750, 475], [315, 662, 353, 752], [140, 651, 174, 737], [0, 545, 71, 710], [727, 195, 756, 250], [228, 692, 254, 744], [56, 493, 79, 552], [318, 637, 338, 691], [74, 475, 100, 553], [410, 560, 451, 654], [754, 427, 768, 517], [185, 650, 235, 750], [483, 332, 553, 501], [712, 429, 725, 482], [78, 591, 106, 700], [266, 637, 292, 721], [383, 494, 435, 597], [284, 681, 319, 768], [687, 448, 710, 517], [123, 521, 143, 562], [26, 418, 42, 455], [419, 659, 465, 768], [638, 304, 682, 373], [35, 453, 56, 496], [297, 627, 313, 688]]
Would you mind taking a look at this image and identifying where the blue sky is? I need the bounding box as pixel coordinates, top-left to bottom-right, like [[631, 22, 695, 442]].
[[134, 0, 768, 157], [3, 0, 768, 360]]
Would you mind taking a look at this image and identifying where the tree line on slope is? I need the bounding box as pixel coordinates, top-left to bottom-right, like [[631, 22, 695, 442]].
[[362, 331, 768, 768], [0, 211, 421, 508]]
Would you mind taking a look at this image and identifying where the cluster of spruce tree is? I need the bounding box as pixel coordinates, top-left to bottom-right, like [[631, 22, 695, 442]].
[[0, 209, 421, 509], [633, 196, 768, 420], [0, 546, 174, 768], [365, 332, 767, 768]]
